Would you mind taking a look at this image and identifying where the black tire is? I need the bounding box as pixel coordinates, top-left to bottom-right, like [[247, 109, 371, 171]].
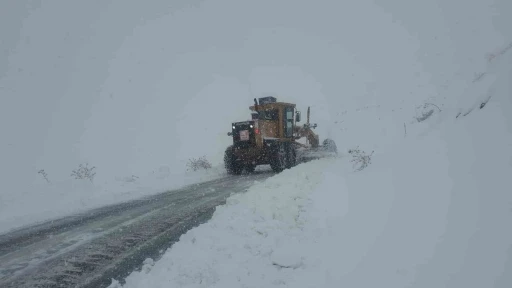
[[224, 146, 243, 175], [323, 139, 338, 154], [269, 142, 286, 173], [285, 143, 297, 169], [245, 164, 256, 173]]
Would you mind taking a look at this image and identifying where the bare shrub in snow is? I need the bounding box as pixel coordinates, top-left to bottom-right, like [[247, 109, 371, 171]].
[[348, 147, 374, 172], [472, 72, 486, 83], [71, 163, 96, 182], [415, 103, 441, 123], [38, 169, 50, 183], [416, 109, 434, 122], [186, 156, 212, 172]]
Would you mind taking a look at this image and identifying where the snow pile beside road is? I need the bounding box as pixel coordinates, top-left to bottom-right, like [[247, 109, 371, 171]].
[[110, 158, 336, 288], [114, 50, 512, 287], [0, 165, 226, 235]]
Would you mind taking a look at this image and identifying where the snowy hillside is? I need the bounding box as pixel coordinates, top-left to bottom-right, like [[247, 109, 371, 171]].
[[1, 0, 511, 285], [114, 46, 512, 287]]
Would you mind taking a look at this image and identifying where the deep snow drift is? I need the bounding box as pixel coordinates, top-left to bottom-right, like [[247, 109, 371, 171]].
[[112, 44, 512, 287]]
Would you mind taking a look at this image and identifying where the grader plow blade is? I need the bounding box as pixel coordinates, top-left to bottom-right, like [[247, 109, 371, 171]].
[[294, 138, 338, 164]]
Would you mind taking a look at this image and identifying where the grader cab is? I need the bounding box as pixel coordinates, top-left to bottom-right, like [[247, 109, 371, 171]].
[[224, 96, 337, 175]]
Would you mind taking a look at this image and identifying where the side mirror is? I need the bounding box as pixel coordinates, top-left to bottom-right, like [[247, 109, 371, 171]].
[[227, 132, 233, 136], [295, 111, 301, 122]]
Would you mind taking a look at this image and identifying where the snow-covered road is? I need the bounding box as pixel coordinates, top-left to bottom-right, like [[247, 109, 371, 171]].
[[0, 170, 274, 288]]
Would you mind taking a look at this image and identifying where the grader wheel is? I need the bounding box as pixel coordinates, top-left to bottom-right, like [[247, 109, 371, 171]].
[[224, 146, 243, 175], [269, 143, 286, 173], [322, 138, 338, 154], [270, 142, 297, 172], [285, 144, 297, 169]]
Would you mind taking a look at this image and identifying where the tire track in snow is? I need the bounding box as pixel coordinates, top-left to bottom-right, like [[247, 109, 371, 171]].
[[0, 170, 274, 288]]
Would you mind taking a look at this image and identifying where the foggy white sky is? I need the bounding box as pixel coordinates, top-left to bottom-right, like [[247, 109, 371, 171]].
[[1, 0, 509, 189]]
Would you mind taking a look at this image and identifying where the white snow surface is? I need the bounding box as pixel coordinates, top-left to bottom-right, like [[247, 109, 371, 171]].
[[0, 165, 225, 234], [114, 49, 512, 286], [2, 0, 512, 285]]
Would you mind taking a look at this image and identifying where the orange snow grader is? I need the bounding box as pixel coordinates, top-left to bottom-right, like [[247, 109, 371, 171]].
[[224, 96, 337, 175]]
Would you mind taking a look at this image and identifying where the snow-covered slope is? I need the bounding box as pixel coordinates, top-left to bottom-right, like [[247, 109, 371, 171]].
[[2, 0, 511, 281], [114, 47, 512, 287]]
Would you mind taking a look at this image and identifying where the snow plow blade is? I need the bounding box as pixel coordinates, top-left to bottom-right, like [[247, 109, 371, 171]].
[[295, 139, 338, 163]]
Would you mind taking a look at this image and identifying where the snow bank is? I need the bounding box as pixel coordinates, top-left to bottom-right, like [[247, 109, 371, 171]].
[[114, 48, 512, 287], [110, 158, 336, 288], [0, 166, 225, 235]]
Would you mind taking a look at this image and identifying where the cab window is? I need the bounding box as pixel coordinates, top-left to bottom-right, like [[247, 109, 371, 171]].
[[260, 109, 278, 120]]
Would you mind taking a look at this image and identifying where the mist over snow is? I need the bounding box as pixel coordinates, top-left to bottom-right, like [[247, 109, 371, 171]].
[[1, 0, 511, 286], [1, 0, 511, 232]]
